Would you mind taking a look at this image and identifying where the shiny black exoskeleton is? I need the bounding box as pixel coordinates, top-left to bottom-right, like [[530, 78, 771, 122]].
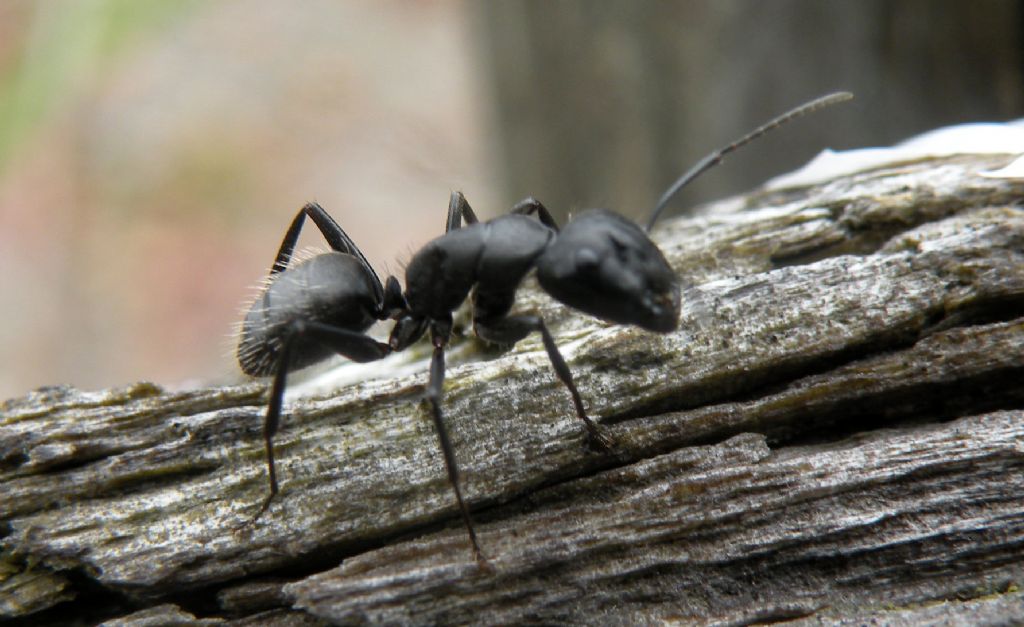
[[237, 92, 852, 564], [385, 193, 680, 560]]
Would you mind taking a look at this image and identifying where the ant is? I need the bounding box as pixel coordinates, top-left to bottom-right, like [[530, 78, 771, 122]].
[[236, 92, 852, 565]]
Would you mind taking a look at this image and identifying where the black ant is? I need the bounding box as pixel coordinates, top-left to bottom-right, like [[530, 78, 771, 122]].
[[236, 92, 852, 565]]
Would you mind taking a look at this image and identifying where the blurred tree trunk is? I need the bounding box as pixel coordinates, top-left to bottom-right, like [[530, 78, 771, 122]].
[[474, 0, 1023, 221]]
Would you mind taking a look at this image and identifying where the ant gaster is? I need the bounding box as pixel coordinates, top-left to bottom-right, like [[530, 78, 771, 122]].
[[236, 92, 852, 565]]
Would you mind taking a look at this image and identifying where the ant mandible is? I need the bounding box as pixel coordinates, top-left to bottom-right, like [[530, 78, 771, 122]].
[[236, 92, 852, 565]]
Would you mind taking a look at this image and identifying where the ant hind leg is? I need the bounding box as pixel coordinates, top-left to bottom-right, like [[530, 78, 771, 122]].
[[269, 203, 382, 292], [247, 321, 391, 523]]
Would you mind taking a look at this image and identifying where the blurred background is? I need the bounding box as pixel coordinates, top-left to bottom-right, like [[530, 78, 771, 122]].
[[1, 0, 1022, 400]]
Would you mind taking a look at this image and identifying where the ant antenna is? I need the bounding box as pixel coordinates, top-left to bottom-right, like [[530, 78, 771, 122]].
[[645, 91, 853, 231]]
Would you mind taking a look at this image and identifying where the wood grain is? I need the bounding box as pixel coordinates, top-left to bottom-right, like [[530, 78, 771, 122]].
[[2, 153, 1023, 624]]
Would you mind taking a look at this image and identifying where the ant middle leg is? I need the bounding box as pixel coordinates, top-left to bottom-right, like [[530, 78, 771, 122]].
[[474, 313, 613, 451], [509, 197, 559, 231], [424, 323, 487, 566], [446, 191, 480, 232], [446, 192, 559, 233]]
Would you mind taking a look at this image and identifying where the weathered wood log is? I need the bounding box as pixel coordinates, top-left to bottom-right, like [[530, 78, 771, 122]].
[[2, 151, 1024, 624]]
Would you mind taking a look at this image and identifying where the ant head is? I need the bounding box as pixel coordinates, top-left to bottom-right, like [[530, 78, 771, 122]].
[[536, 209, 680, 333]]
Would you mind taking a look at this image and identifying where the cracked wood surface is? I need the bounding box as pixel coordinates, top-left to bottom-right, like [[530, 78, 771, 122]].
[[2, 152, 1024, 624]]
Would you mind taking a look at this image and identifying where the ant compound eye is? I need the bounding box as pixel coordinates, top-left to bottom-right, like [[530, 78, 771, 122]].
[[574, 247, 601, 270]]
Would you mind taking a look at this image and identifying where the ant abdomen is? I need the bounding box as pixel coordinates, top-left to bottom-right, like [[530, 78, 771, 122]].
[[237, 253, 381, 376]]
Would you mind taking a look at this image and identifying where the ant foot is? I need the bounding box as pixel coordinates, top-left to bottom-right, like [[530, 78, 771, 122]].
[[586, 423, 615, 452], [474, 550, 495, 574], [233, 493, 275, 533]]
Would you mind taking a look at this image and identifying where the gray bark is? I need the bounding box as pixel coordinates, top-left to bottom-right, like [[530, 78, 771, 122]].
[[2, 152, 1024, 624]]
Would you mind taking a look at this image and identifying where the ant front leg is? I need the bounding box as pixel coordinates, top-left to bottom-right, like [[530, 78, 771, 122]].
[[424, 321, 488, 567], [474, 313, 613, 451], [253, 321, 391, 521]]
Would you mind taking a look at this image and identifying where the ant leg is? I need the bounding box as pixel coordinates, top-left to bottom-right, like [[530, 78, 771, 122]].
[[509, 197, 559, 231], [252, 334, 294, 521], [446, 192, 558, 232], [446, 191, 480, 232], [425, 327, 487, 567], [269, 203, 383, 295], [298, 321, 392, 362], [474, 314, 613, 451], [251, 322, 391, 521]]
